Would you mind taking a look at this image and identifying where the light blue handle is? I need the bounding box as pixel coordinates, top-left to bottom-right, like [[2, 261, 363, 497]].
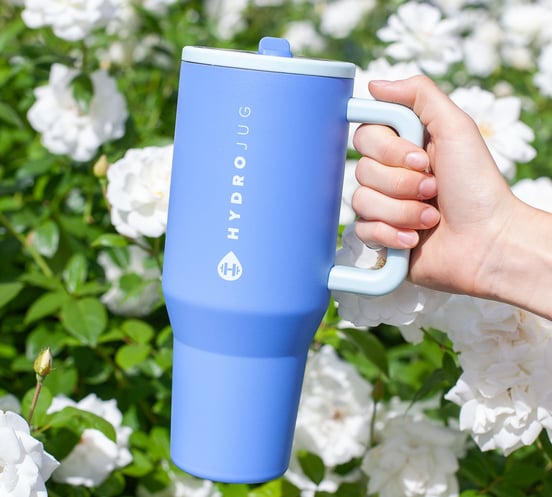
[[328, 98, 424, 296]]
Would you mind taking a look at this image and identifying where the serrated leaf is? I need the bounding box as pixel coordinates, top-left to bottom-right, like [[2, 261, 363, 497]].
[[47, 405, 116, 443], [60, 297, 107, 346], [341, 328, 388, 376], [25, 291, 69, 324], [0, 281, 24, 308]]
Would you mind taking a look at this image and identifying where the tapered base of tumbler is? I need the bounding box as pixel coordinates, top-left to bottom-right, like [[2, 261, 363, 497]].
[[170, 338, 309, 483]]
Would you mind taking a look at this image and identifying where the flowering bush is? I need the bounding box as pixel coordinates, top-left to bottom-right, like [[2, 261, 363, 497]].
[[2, 0, 552, 496]]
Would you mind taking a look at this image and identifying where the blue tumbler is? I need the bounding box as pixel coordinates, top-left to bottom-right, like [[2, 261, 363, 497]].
[[163, 37, 423, 484]]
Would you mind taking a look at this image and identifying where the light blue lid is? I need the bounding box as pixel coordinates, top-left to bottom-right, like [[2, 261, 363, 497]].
[[181, 37, 356, 79]]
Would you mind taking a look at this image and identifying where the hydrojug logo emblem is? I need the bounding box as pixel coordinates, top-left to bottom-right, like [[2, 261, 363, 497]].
[[217, 251, 243, 281]]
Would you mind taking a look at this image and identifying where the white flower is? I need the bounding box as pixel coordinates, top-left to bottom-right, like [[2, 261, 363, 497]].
[[204, 0, 248, 40], [283, 21, 326, 54], [106, 145, 173, 238], [48, 394, 132, 487], [0, 410, 59, 497], [377, 2, 462, 75], [292, 345, 374, 467], [339, 161, 359, 226], [98, 245, 161, 316], [442, 296, 552, 455], [512, 176, 552, 213], [318, 0, 375, 39], [535, 43, 552, 97], [21, 0, 118, 41], [137, 461, 222, 497], [500, 2, 552, 50], [462, 17, 502, 77], [27, 63, 128, 162], [332, 225, 449, 335], [362, 413, 464, 497], [449, 86, 536, 179], [141, 0, 177, 14]]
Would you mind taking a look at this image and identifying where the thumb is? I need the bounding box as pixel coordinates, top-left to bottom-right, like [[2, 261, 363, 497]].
[[368, 76, 474, 138]]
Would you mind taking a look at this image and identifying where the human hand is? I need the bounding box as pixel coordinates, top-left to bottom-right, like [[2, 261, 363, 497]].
[[352, 75, 519, 298]]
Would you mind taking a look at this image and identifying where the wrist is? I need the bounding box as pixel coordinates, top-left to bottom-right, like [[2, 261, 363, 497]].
[[480, 200, 552, 319]]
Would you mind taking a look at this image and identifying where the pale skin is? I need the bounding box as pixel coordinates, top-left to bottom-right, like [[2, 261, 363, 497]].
[[352, 75, 552, 320]]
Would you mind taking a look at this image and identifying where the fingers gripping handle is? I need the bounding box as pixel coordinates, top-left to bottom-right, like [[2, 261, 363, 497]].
[[327, 98, 425, 296]]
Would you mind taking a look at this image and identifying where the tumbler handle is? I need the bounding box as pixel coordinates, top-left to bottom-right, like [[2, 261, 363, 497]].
[[327, 98, 424, 296]]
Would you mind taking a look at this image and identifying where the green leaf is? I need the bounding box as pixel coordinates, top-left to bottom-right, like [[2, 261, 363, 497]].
[[115, 343, 151, 370], [122, 319, 154, 344], [249, 479, 285, 497], [341, 328, 389, 376], [91, 233, 129, 248], [60, 297, 107, 346], [0, 101, 24, 128], [217, 483, 249, 497], [120, 449, 153, 477], [20, 272, 64, 291], [441, 351, 461, 385], [30, 219, 60, 258], [25, 291, 69, 324], [297, 450, 325, 485], [70, 73, 94, 113], [409, 368, 447, 406], [94, 471, 126, 497], [48, 405, 117, 443], [0, 281, 24, 308], [503, 462, 545, 488], [62, 253, 88, 294]]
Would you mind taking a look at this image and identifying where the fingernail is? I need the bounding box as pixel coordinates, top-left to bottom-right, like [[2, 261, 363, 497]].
[[418, 176, 437, 198], [420, 207, 440, 227], [405, 152, 429, 170], [397, 230, 418, 246]]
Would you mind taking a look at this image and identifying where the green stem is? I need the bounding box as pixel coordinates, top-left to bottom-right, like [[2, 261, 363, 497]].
[[0, 212, 54, 277], [27, 380, 42, 426]]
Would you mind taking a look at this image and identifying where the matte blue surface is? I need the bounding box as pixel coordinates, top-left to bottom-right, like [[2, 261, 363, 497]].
[[163, 43, 420, 483]]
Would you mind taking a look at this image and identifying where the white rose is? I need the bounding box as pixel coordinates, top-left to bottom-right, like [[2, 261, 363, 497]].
[[0, 410, 59, 497], [22, 0, 118, 41], [48, 394, 132, 487], [106, 145, 173, 238], [292, 345, 374, 467], [363, 413, 464, 497], [27, 63, 128, 162]]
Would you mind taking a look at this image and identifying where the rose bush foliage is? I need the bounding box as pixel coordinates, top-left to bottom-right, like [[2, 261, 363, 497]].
[[2, 1, 552, 496]]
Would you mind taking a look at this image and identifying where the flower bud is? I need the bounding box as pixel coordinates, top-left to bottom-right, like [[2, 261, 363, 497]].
[[34, 347, 53, 381], [93, 154, 109, 178]]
